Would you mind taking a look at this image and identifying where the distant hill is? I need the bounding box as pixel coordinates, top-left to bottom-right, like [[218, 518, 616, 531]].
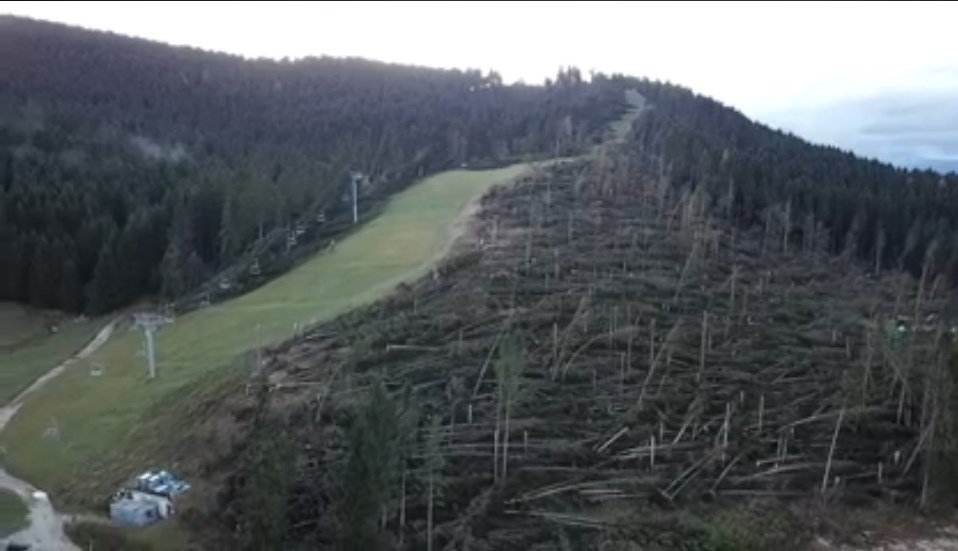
[[626, 80, 958, 284], [0, 16, 627, 313]]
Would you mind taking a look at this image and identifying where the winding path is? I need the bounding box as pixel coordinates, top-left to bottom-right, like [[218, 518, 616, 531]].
[[0, 319, 116, 550]]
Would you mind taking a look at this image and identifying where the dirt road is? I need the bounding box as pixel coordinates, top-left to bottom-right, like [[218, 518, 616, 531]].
[[815, 528, 958, 551], [0, 319, 117, 550]]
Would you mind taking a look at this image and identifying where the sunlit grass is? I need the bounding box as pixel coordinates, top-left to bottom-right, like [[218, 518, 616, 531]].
[[0, 303, 104, 403], [0, 488, 28, 537], [0, 164, 527, 507]]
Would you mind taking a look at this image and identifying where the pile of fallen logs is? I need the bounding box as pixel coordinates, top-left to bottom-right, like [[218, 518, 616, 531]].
[[249, 150, 951, 549]]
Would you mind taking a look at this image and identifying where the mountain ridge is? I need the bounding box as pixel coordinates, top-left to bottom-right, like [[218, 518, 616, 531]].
[[0, 15, 626, 314]]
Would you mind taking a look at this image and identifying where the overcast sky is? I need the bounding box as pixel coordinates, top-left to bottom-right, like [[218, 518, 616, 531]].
[[5, 1, 958, 171]]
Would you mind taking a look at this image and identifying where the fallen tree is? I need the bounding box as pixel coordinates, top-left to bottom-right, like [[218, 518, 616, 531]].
[[221, 144, 953, 549]]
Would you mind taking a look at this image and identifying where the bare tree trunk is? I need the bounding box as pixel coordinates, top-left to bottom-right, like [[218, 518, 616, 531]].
[[740, 287, 749, 324], [697, 310, 708, 383], [399, 470, 406, 547], [638, 321, 680, 412], [803, 211, 815, 256], [552, 322, 558, 362], [911, 259, 930, 374], [546, 166, 553, 207], [921, 346, 945, 509], [502, 406, 511, 480], [525, 231, 533, 269], [915, 261, 929, 324], [898, 384, 907, 425], [862, 329, 873, 400], [893, 274, 907, 319], [494, 373, 501, 482], [620, 353, 626, 395], [611, 306, 618, 346], [782, 199, 791, 255], [722, 402, 731, 462], [758, 393, 765, 433], [493, 426, 499, 482], [729, 226, 736, 261], [761, 209, 771, 259], [427, 473, 434, 551], [920, 371, 933, 509], [649, 318, 656, 369], [730, 266, 738, 315], [726, 176, 735, 220], [821, 409, 845, 495], [875, 225, 885, 274]]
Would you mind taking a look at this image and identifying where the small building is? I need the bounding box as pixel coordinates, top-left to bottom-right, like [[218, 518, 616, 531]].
[[109, 488, 174, 527], [109, 469, 187, 527], [110, 495, 162, 527]]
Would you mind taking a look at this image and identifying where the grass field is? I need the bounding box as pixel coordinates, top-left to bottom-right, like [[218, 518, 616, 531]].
[[608, 89, 644, 143], [0, 303, 104, 404], [0, 488, 28, 537], [0, 163, 528, 509], [0, 304, 49, 349], [66, 517, 192, 551]]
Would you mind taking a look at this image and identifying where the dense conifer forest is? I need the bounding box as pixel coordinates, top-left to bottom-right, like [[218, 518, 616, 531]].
[[628, 81, 958, 286], [7, 14, 958, 551], [4, 17, 957, 316], [0, 16, 625, 313]]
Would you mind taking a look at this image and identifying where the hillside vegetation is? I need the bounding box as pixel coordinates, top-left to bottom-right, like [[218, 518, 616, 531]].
[[5, 17, 958, 551], [0, 161, 534, 514], [0, 303, 103, 403], [201, 83, 958, 550], [0, 16, 626, 314], [631, 83, 958, 285], [0, 488, 28, 537]]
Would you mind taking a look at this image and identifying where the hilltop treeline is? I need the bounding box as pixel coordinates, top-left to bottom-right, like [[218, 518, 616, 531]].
[[0, 16, 625, 313], [629, 80, 958, 285]]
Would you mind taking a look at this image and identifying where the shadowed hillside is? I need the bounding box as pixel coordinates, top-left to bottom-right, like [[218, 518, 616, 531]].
[[5, 15, 958, 551], [199, 85, 958, 548], [0, 16, 627, 314]]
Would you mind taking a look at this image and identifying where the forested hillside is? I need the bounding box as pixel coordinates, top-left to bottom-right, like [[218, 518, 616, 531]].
[[194, 81, 958, 550], [211, 133, 952, 550], [0, 16, 626, 313], [628, 80, 958, 285]]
